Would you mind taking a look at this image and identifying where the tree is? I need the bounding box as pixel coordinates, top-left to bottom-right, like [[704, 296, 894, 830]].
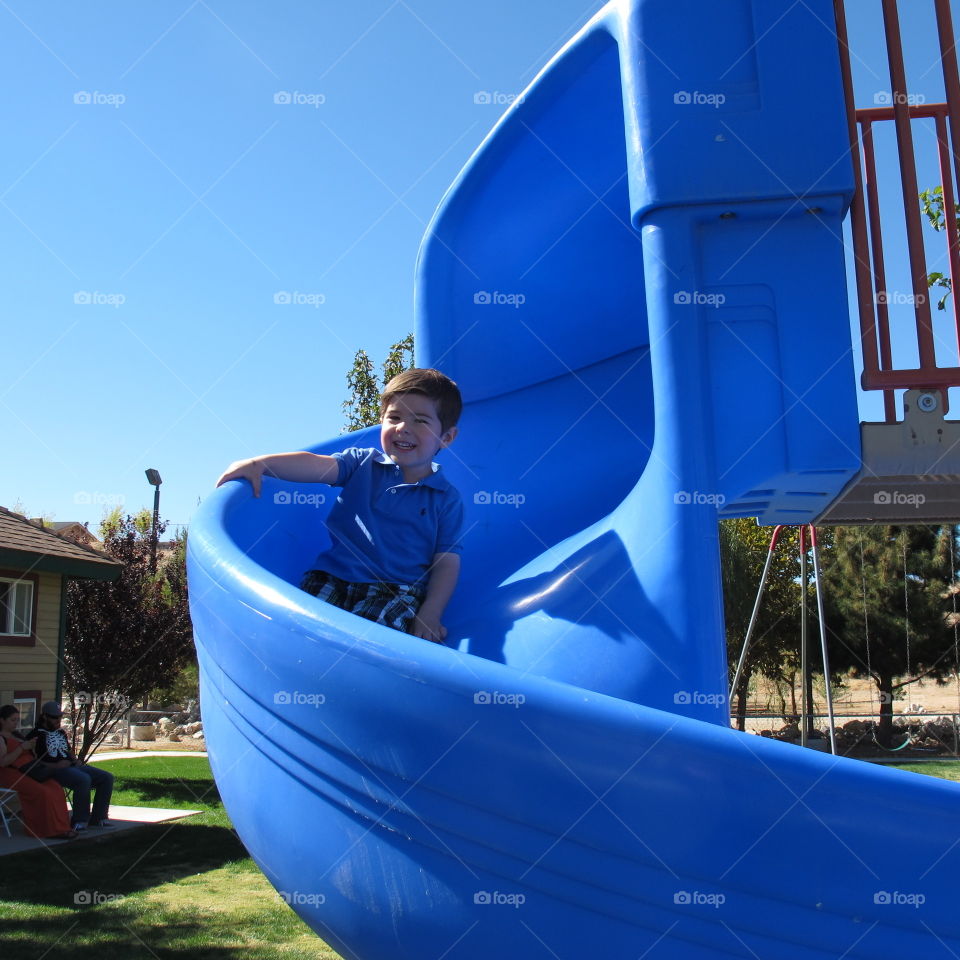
[[720, 520, 803, 729], [63, 509, 193, 760], [342, 333, 415, 431], [820, 524, 957, 744], [920, 185, 957, 310]]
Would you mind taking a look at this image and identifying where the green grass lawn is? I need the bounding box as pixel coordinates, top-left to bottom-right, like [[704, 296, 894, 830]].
[[892, 759, 960, 782], [4, 755, 958, 959], [0, 757, 343, 960]]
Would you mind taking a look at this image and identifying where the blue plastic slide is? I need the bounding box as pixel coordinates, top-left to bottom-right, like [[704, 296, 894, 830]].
[[188, 1, 960, 957]]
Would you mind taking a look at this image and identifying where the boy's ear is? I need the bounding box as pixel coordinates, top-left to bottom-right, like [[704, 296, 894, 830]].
[[439, 425, 458, 448]]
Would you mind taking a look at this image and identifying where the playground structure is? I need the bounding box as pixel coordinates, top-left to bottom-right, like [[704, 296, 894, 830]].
[[188, 1, 960, 958]]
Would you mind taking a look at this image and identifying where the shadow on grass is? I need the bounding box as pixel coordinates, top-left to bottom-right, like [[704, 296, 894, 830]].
[[0, 823, 249, 908], [111, 775, 223, 809], [0, 913, 265, 960]]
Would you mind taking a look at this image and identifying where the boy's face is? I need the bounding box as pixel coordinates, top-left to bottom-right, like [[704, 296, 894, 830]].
[[381, 393, 457, 480]]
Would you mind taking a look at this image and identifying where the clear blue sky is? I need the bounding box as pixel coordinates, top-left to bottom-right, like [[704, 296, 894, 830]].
[[2, 0, 957, 532]]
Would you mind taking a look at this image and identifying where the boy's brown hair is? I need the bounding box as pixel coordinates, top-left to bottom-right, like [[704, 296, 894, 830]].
[[380, 368, 462, 433]]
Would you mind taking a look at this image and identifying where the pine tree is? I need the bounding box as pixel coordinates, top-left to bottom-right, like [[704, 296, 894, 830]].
[[820, 525, 957, 743]]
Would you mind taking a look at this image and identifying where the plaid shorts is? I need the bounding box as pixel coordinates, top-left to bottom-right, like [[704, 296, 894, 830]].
[[300, 570, 426, 634]]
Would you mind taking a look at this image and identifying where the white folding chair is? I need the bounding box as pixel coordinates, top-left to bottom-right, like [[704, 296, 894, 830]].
[[0, 787, 21, 838]]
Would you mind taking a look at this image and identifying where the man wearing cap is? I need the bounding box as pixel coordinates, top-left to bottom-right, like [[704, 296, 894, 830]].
[[27, 701, 114, 831]]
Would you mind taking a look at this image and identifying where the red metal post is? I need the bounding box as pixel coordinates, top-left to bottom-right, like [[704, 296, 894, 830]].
[[860, 120, 897, 420], [935, 110, 960, 363], [834, 0, 884, 393], [935, 0, 960, 191], [880, 0, 938, 373]]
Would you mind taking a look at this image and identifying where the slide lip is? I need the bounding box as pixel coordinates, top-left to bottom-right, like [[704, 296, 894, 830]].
[[188, 480, 960, 807]]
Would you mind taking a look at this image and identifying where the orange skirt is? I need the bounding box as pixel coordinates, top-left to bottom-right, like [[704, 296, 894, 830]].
[[0, 765, 71, 838]]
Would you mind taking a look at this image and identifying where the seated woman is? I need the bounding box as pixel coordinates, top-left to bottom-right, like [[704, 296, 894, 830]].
[[0, 704, 76, 840]]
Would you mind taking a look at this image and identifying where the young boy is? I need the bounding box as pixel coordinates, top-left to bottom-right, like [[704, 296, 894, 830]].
[[216, 368, 463, 644]]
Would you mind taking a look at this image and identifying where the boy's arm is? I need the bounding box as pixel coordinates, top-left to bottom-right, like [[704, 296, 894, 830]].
[[411, 552, 461, 644], [216, 452, 340, 498]]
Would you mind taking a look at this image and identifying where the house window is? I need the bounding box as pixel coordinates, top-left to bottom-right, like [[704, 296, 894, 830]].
[[0, 577, 34, 636], [13, 697, 37, 732]]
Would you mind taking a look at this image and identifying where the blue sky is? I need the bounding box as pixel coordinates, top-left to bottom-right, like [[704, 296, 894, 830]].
[[2, 0, 958, 532]]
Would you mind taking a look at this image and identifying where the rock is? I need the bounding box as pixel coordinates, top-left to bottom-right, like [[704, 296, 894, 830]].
[[192, 730, 205, 739], [168, 733, 181, 742]]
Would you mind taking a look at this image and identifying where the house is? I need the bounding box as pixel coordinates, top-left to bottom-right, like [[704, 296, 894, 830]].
[[45, 521, 101, 548], [0, 507, 121, 728]]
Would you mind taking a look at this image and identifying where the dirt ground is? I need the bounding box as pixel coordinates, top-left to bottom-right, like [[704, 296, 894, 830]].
[[100, 736, 208, 754], [739, 672, 960, 733]]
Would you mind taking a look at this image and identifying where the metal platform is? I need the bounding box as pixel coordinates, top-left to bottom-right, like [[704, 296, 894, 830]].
[[817, 389, 960, 523]]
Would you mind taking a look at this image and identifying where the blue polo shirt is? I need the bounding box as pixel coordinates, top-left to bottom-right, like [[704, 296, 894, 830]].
[[311, 447, 464, 587]]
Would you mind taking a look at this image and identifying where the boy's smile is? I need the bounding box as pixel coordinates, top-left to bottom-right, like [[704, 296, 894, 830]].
[[381, 394, 457, 482]]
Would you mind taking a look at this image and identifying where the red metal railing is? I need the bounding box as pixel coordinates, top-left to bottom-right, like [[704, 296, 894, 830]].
[[835, 0, 960, 421]]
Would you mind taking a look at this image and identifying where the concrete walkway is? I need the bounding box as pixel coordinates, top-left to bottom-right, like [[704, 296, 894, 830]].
[[91, 749, 208, 761], [0, 751, 206, 857]]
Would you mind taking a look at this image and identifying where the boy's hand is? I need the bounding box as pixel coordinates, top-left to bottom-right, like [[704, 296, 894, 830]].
[[410, 609, 447, 644], [216, 458, 267, 497]]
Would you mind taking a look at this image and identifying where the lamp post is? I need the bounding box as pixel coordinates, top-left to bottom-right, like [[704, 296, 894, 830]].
[[145, 469, 162, 572]]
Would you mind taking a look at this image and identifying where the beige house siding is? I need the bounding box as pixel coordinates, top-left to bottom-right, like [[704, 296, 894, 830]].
[[0, 570, 62, 710]]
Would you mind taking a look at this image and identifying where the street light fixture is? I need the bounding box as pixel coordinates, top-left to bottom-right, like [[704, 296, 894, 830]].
[[145, 469, 162, 572]]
